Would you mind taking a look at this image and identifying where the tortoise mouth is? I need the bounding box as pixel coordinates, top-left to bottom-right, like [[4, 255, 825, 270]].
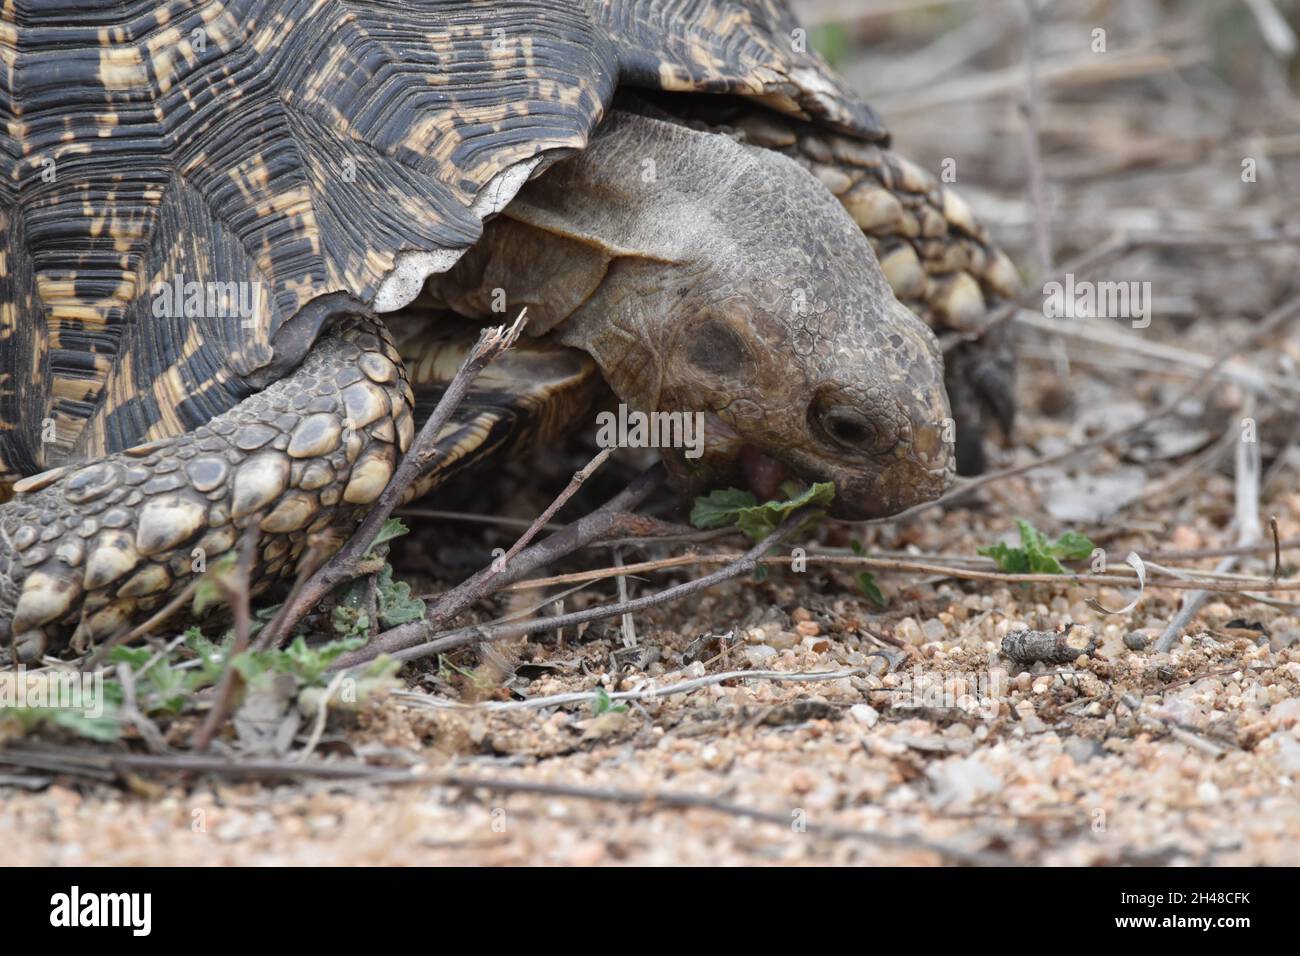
[[660, 414, 951, 520], [737, 445, 797, 502], [708, 441, 951, 521]]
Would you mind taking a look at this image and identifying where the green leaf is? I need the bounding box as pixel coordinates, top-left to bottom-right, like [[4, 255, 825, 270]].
[[2, 706, 123, 743], [592, 687, 627, 716], [856, 571, 887, 609], [846, 540, 888, 609], [691, 482, 836, 582], [139, 660, 188, 714], [978, 521, 1096, 576], [184, 628, 229, 683], [377, 564, 425, 628], [979, 540, 1028, 573], [1051, 530, 1096, 561], [108, 646, 153, 669], [331, 603, 367, 638], [192, 552, 239, 615], [282, 635, 367, 684], [367, 517, 410, 555], [690, 488, 759, 529], [736, 481, 836, 542], [691, 482, 836, 544], [47, 708, 123, 742]]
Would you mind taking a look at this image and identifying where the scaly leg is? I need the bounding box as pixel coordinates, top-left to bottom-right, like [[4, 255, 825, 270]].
[[0, 317, 415, 662], [0, 312, 603, 662]]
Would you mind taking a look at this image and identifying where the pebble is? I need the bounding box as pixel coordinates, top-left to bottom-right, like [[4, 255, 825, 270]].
[[849, 704, 879, 727], [921, 619, 948, 642], [1124, 631, 1149, 651], [768, 630, 800, 650], [895, 617, 923, 646]]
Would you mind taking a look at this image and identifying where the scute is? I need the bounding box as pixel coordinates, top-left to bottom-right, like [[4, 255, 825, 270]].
[[590, 0, 888, 139]]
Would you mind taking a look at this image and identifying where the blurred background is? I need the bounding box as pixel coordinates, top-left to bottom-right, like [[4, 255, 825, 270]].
[[795, 0, 1300, 317]]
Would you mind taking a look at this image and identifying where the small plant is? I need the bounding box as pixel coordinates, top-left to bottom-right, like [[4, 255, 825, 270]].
[[437, 655, 498, 693], [592, 687, 627, 715], [978, 520, 1095, 575], [691, 481, 836, 541], [2, 625, 398, 745], [367, 517, 411, 556], [691, 481, 836, 581], [849, 539, 887, 609]]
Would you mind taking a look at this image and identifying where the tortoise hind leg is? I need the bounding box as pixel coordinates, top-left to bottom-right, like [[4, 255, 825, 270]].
[[0, 317, 415, 662]]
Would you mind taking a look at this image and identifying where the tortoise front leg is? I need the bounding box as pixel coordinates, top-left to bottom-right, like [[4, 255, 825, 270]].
[[0, 317, 415, 662]]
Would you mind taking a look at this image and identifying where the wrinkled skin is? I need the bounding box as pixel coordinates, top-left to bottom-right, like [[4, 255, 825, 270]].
[[433, 111, 954, 519], [558, 264, 952, 520]]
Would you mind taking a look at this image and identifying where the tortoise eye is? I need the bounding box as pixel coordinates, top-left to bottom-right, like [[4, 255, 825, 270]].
[[811, 389, 895, 454], [686, 318, 750, 377], [820, 406, 878, 449]]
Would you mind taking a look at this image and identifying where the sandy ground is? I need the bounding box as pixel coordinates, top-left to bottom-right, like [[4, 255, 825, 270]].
[[5, 575, 1300, 865]]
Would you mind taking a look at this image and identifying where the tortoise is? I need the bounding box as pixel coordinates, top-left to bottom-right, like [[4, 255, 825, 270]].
[[0, 0, 1018, 662]]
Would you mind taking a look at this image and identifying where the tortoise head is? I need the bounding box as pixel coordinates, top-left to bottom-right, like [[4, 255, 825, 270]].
[[556, 140, 954, 521], [664, 283, 952, 521]]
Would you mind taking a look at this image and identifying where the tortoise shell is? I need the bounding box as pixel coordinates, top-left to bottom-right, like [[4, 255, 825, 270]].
[[0, 0, 886, 483]]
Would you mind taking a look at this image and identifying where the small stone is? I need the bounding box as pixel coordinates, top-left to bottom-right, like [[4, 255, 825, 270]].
[[768, 631, 800, 650], [744, 645, 777, 666], [849, 704, 879, 727], [921, 618, 948, 643], [895, 617, 923, 646]]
